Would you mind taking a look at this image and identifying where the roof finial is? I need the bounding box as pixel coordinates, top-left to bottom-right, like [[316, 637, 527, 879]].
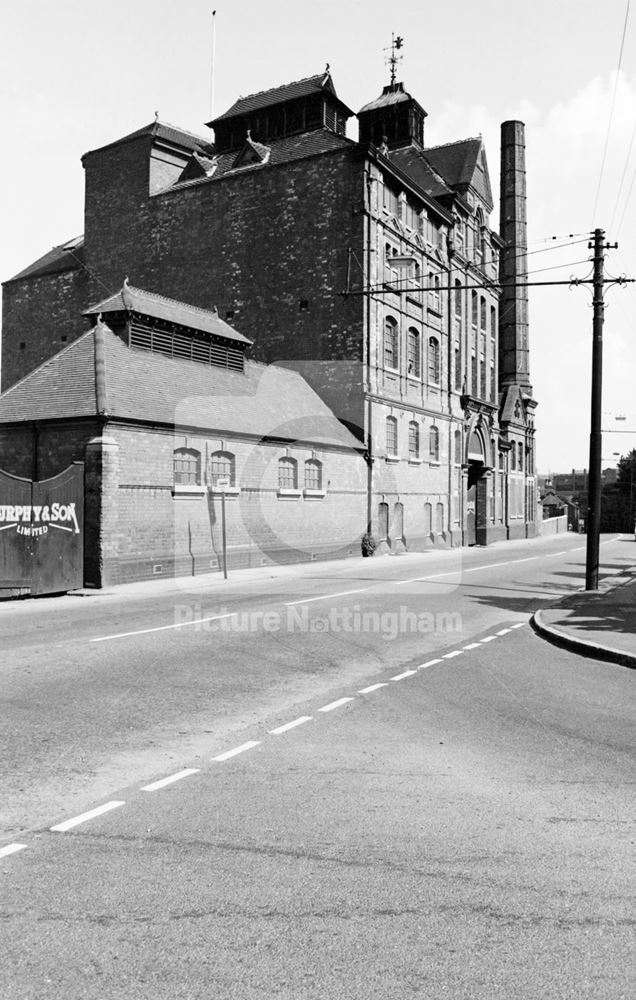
[[154, 110, 159, 122], [384, 33, 404, 86], [325, 62, 330, 74]]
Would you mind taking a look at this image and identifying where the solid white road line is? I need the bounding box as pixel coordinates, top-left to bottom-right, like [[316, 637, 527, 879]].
[[358, 683, 388, 693], [443, 650, 463, 659], [318, 697, 354, 713], [213, 741, 261, 762], [50, 801, 125, 832], [141, 769, 200, 791], [91, 612, 237, 643], [391, 669, 417, 680], [269, 716, 313, 735], [0, 843, 27, 859], [418, 658, 442, 668], [284, 588, 368, 607], [463, 643, 481, 650]]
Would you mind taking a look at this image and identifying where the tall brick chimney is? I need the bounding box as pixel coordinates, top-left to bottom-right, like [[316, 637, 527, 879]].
[[499, 120, 532, 394]]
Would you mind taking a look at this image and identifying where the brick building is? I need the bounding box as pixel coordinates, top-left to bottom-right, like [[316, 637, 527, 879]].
[[0, 286, 366, 586], [1, 65, 538, 580]]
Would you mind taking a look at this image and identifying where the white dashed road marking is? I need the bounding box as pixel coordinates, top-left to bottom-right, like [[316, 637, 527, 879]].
[[496, 628, 512, 635], [511, 622, 526, 629], [92, 613, 237, 643], [213, 741, 261, 762], [391, 669, 417, 680], [480, 636, 497, 643], [284, 588, 368, 607], [50, 801, 125, 832], [0, 843, 27, 859], [318, 697, 354, 713], [358, 683, 388, 693], [141, 769, 200, 791], [418, 658, 442, 668], [463, 643, 481, 650], [269, 716, 313, 735], [443, 650, 463, 659]]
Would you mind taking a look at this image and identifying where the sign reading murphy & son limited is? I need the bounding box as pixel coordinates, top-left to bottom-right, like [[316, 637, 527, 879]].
[[0, 464, 84, 596]]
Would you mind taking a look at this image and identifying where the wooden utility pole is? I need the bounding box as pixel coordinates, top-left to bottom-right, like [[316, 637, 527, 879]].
[[585, 228, 617, 590]]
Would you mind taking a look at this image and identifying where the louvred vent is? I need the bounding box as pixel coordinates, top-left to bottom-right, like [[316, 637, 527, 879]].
[[130, 320, 245, 372]]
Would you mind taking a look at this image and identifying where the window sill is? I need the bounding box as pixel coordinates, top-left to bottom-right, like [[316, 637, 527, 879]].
[[277, 488, 302, 500], [429, 461, 441, 467], [385, 455, 400, 463], [209, 486, 241, 498], [172, 485, 206, 498], [408, 458, 422, 465], [304, 489, 326, 499]]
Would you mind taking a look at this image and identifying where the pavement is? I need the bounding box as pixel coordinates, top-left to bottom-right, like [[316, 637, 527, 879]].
[[531, 547, 636, 667]]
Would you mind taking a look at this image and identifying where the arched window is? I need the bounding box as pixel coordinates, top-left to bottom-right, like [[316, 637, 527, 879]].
[[209, 450, 236, 487], [392, 502, 404, 539], [436, 502, 445, 533], [407, 328, 420, 377], [386, 415, 398, 456], [378, 501, 389, 539], [428, 336, 440, 384], [471, 290, 478, 328], [475, 208, 484, 258], [454, 429, 462, 465], [423, 502, 432, 535], [518, 442, 524, 471], [429, 425, 440, 462], [384, 316, 399, 370], [480, 295, 487, 331], [304, 458, 322, 490], [490, 304, 497, 338], [278, 456, 298, 489], [454, 279, 462, 321], [173, 447, 201, 486], [408, 421, 420, 458], [511, 446, 516, 471]]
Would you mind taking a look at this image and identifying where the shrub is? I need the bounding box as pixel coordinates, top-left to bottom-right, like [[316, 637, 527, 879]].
[[361, 532, 377, 557]]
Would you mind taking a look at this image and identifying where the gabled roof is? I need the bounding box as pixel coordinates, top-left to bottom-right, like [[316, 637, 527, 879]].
[[82, 119, 214, 160], [388, 146, 452, 200], [424, 137, 493, 210], [83, 283, 252, 345], [0, 325, 361, 450], [210, 70, 353, 124], [5, 236, 85, 284]]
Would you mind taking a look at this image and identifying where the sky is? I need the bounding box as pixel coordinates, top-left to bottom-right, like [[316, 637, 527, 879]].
[[2, 0, 636, 473]]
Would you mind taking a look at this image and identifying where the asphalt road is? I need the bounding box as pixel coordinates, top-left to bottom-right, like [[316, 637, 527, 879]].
[[1, 534, 634, 998]]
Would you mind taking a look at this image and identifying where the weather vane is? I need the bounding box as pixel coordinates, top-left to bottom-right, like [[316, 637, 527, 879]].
[[384, 33, 404, 86]]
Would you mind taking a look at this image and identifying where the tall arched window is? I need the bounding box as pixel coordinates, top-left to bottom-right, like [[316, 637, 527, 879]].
[[428, 336, 440, 384], [408, 421, 420, 459], [173, 448, 201, 486], [423, 502, 432, 535], [454, 429, 462, 465], [436, 502, 445, 533], [386, 415, 398, 456], [518, 442, 524, 471], [454, 279, 462, 322], [407, 328, 420, 377], [429, 426, 440, 462], [209, 450, 236, 487], [384, 316, 399, 370], [304, 458, 322, 490], [278, 457, 298, 489], [471, 290, 478, 328]]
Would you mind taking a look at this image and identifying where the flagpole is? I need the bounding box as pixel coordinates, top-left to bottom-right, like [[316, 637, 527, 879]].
[[210, 10, 217, 120]]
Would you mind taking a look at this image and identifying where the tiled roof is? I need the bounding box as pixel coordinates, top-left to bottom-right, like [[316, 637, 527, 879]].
[[83, 119, 214, 159], [211, 71, 352, 123], [83, 283, 252, 345], [0, 325, 360, 450], [424, 137, 493, 209], [6, 236, 85, 284], [174, 128, 353, 188], [388, 147, 452, 200], [358, 82, 418, 114]]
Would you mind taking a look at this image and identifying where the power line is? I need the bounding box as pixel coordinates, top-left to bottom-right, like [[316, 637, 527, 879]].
[[590, 0, 631, 226]]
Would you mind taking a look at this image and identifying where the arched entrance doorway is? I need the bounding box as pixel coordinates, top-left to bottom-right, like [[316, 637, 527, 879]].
[[466, 429, 488, 546]]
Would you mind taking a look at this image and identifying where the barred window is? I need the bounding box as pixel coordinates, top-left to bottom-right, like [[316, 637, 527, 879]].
[[386, 415, 398, 456], [428, 336, 440, 384], [429, 426, 440, 462], [209, 451, 235, 487], [173, 448, 201, 486], [304, 459, 322, 490], [407, 328, 421, 377], [278, 457, 298, 489], [408, 421, 420, 458], [384, 316, 399, 369]]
